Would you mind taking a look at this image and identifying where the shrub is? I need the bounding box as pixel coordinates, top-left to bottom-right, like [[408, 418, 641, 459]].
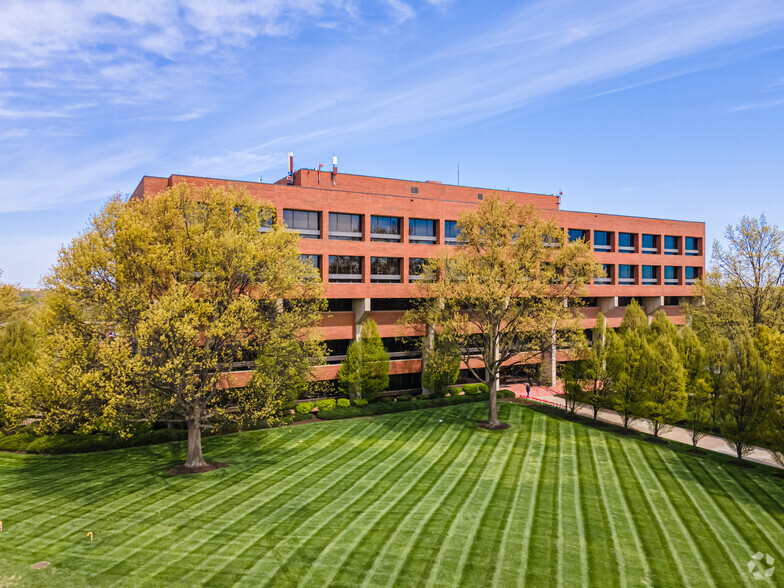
[[354, 398, 368, 407], [463, 383, 490, 395], [497, 389, 516, 399], [295, 402, 316, 415], [316, 399, 336, 412], [449, 387, 463, 397], [316, 406, 363, 420], [378, 397, 394, 404], [336, 398, 351, 408], [396, 395, 412, 402]]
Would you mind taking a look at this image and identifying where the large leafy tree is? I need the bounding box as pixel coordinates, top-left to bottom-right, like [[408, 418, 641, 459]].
[[680, 325, 714, 448], [37, 184, 325, 469], [411, 194, 597, 429], [337, 319, 390, 401], [717, 335, 771, 463], [644, 312, 687, 440], [421, 334, 461, 398], [583, 313, 621, 421], [686, 214, 784, 339], [612, 301, 655, 432]]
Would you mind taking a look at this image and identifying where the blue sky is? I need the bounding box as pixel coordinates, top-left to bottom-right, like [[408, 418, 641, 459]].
[[1, 0, 783, 287]]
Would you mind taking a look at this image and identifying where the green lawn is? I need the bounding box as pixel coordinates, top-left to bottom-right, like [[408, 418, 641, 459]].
[[1, 403, 783, 587]]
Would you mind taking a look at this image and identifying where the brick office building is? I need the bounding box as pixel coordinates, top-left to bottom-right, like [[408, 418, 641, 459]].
[[132, 167, 705, 390]]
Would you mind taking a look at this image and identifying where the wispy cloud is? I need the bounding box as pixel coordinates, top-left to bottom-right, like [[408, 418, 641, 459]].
[[729, 98, 784, 112]]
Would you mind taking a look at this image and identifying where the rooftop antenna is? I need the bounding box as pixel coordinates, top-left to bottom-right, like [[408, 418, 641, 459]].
[[287, 152, 294, 185], [332, 155, 338, 186], [457, 162, 460, 186]]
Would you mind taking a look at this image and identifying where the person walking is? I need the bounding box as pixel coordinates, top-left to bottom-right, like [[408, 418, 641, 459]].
[[526, 382, 531, 398]]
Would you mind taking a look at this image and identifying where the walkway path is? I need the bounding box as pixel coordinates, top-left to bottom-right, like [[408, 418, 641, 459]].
[[504, 382, 782, 470]]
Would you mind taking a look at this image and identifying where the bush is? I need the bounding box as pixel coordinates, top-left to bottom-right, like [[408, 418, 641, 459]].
[[336, 398, 351, 408], [354, 398, 368, 407], [449, 387, 463, 397], [295, 402, 316, 415], [463, 383, 490, 395], [396, 394, 412, 402], [316, 406, 363, 420], [497, 389, 516, 399], [316, 399, 336, 412]]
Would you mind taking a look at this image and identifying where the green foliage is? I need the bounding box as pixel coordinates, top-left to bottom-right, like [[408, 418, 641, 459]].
[[421, 336, 461, 397], [449, 387, 463, 397], [336, 398, 351, 408], [612, 305, 656, 431], [26, 184, 325, 468], [354, 398, 368, 407], [463, 383, 489, 395], [295, 402, 316, 415], [396, 395, 413, 402], [316, 399, 336, 412], [337, 319, 390, 401], [316, 391, 493, 420], [717, 336, 772, 461], [583, 313, 621, 420], [644, 330, 687, 439], [403, 193, 599, 427]]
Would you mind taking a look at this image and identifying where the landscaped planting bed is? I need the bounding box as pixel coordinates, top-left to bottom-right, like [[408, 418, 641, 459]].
[[1, 402, 782, 587]]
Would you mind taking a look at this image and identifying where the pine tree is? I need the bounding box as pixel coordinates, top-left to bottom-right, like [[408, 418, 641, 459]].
[[337, 319, 390, 401]]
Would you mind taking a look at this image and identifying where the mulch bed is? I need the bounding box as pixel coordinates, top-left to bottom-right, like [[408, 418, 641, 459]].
[[476, 421, 511, 431], [170, 462, 229, 475]]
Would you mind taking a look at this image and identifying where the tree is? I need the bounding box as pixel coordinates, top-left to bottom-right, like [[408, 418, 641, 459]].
[[612, 301, 655, 432], [583, 313, 621, 421], [686, 215, 784, 340], [410, 194, 597, 429], [751, 326, 784, 467], [421, 335, 461, 397], [680, 326, 713, 448], [337, 319, 390, 401], [562, 358, 589, 415], [39, 184, 325, 470], [717, 336, 771, 463], [644, 315, 687, 440]]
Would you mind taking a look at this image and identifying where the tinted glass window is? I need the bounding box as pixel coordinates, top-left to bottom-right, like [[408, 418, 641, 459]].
[[618, 233, 634, 248], [409, 218, 436, 239], [594, 231, 610, 247], [329, 213, 362, 240], [370, 216, 400, 235], [568, 229, 587, 242], [445, 221, 459, 240]]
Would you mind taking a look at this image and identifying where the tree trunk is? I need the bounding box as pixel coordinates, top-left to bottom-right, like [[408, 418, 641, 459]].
[[185, 411, 205, 469], [593, 405, 599, 421], [487, 376, 501, 428]]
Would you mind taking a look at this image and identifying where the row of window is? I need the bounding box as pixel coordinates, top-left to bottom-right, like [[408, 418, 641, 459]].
[[301, 254, 701, 286], [275, 209, 460, 244], [569, 229, 701, 256], [596, 264, 701, 286]]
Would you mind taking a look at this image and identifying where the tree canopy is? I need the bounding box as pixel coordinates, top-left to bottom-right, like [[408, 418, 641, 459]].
[[21, 184, 325, 469]]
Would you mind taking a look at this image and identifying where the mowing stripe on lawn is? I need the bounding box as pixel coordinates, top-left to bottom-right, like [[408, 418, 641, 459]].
[[166, 414, 432, 585], [81, 419, 376, 578], [624, 442, 716, 587], [357, 410, 495, 587], [593, 433, 650, 586], [425, 405, 525, 588], [655, 450, 755, 588], [563, 418, 589, 587], [487, 408, 541, 588], [297, 406, 489, 587], [722, 464, 784, 534], [250, 410, 463, 587]]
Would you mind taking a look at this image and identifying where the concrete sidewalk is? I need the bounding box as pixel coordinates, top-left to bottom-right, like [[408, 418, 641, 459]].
[[504, 382, 782, 470]]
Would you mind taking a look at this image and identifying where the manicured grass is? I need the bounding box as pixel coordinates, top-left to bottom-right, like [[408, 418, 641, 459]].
[[1, 402, 783, 587]]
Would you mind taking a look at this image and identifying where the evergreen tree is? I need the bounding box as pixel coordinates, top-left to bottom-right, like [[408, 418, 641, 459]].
[[612, 301, 654, 432], [421, 335, 461, 397], [337, 319, 390, 401]]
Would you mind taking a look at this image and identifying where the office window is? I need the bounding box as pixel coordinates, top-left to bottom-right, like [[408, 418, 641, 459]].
[[370, 216, 401, 241], [370, 257, 401, 283], [619, 264, 635, 285], [685, 237, 700, 256], [618, 232, 635, 252], [328, 255, 362, 282], [283, 209, 320, 238], [409, 218, 437, 244], [568, 229, 588, 242], [664, 265, 679, 285], [642, 233, 657, 254], [409, 258, 427, 282], [595, 263, 612, 285], [664, 235, 679, 255], [642, 265, 657, 285], [298, 254, 321, 281], [329, 213, 362, 241], [594, 231, 611, 251], [685, 266, 701, 284], [445, 221, 460, 245]]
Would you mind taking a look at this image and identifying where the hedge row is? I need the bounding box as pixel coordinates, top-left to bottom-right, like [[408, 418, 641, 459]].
[[316, 389, 514, 420]]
